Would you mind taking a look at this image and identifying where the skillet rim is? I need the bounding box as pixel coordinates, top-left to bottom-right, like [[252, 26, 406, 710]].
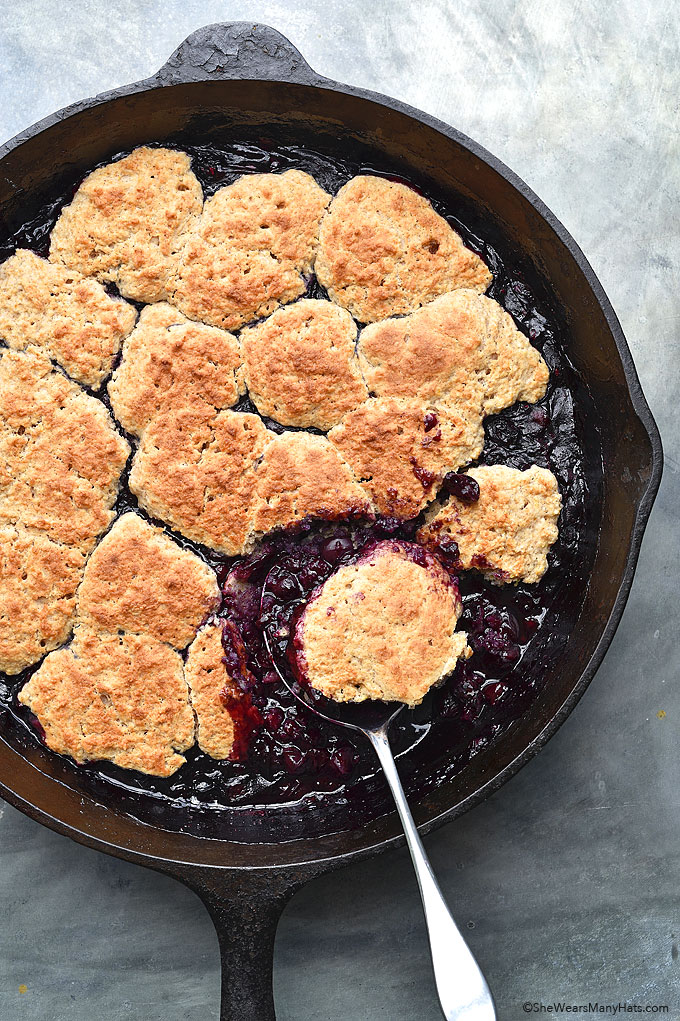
[[0, 23, 663, 872]]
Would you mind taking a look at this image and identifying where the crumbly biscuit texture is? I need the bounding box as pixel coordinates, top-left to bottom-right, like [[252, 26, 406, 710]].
[[129, 404, 270, 555], [473, 294, 549, 413], [251, 431, 372, 535], [197, 170, 330, 270], [108, 302, 242, 436], [358, 289, 548, 416], [171, 170, 330, 329], [418, 465, 561, 583], [328, 397, 484, 518], [316, 176, 492, 322], [0, 347, 129, 551], [170, 240, 304, 332], [49, 147, 203, 303], [0, 525, 85, 674], [0, 249, 137, 388], [239, 299, 367, 430], [18, 626, 195, 776], [0, 343, 82, 434], [185, 622, 238, 760], [295, 541, 469, 705], [77, 513, 219, 648]]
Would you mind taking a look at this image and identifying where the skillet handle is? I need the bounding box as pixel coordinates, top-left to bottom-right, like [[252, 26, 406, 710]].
[[174, 867, 302, 1020], [155, 22, 326, 87]]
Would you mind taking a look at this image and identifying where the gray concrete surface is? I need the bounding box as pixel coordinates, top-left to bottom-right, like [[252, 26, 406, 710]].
[[0, 1, 678, 1018]]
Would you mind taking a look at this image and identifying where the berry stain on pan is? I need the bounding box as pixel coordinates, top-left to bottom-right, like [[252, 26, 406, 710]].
[[0, 139, 595, 839]]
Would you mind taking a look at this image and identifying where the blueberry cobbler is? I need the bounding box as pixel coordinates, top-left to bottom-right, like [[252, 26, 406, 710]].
[[0, 142, 590, 835]]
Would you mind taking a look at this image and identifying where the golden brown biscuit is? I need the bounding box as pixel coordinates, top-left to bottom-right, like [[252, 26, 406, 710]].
[[18, 626, 195, 777], [0, 524, 86, 674], [328, 397, 484, 518], [185, 622, 238, 760], [49, 147, 203, 303], [129, 403, 270, 555], [0, 249, 137, 389], [0, 347, 129, 551], [198, 170, 329, 269], [77, 513, 219, 648], [251, 432, 372, 535], [473, 297, 549, 414], [418, 465, 561, 583], [316, 176, 492, 322], [170, 240, 304, 332], [171, 170, 330, 330], [108, 302, 242, 436], [358, 289, 548, 417], [239, 299, 367, 430], [0, 342, 79, 435], [295, 540, 470, 705]]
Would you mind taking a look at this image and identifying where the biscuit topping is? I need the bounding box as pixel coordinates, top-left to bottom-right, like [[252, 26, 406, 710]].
[[108, 302, 242, 437], [294, 541, 470, 705], [0, 249, 137, 388], [328, 397, 484, 518], [129, 404, 270, 556], [316, 175, 492, 322], [171, 170, 330, 329], [49, 146, 203, 303], [0, 347, 129, 553], [76, 513, 220, 648], [0, 525, 85, 675], [240, 299, 367, 430], [357, 289, 548, 418], [18, 627, 195, 777], [418, 465, 562, 584], [251, 432, 372, 536], [17, 514, 219, 775]]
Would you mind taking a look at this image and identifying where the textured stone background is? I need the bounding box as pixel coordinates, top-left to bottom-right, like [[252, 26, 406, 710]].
[[0, 2, 677, 1019]]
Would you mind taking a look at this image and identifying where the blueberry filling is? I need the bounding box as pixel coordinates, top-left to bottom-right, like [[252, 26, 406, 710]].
[[441, 472, 480, 504]]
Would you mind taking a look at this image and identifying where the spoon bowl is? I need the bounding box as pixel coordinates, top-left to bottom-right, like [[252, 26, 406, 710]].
[[263, 626, 404, 735], [260, 556, 405, 733]]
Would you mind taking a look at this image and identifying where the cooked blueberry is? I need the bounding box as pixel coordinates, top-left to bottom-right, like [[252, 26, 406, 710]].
[[320, 535, 355, 564], [442, 472, 480, 503]]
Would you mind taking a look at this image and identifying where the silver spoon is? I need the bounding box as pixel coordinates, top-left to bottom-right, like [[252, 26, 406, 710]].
[[261, 569, 497, 1021]]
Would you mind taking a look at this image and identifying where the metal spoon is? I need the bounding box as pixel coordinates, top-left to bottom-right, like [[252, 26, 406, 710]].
[[261, 569, 497, 1021]]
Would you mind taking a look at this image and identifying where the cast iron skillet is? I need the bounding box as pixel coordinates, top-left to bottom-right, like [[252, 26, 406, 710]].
[[0, 22, 662, 1020]]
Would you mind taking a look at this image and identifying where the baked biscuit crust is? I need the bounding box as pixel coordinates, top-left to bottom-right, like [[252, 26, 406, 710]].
[[358, 289, 548, 418], [185, 622, 237, 760], [108, 302, 242, 437], [129, 404, 270, 555], [77, 513, 219, 648], [0, 525, 85, 675], [251, 432, 372, 535], [295, 541, 470, 705], [240, 299, 368, 430], [316, 176, 492, 322], [18, 626, 195, 777], [49, 147, 203, 303], [15, 515, 218, 775], [328, 397, 484, 518], [0, 347, 129, 552], [418, 465, 561, 583], [171, 170, 330, 330], [0, 249, 137, 389]]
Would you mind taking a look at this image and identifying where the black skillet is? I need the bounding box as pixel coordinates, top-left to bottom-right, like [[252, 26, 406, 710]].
[[0, 22, 662, 1020]]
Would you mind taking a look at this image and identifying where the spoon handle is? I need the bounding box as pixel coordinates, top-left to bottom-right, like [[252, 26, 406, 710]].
[[368, 727, 497, 1021]]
